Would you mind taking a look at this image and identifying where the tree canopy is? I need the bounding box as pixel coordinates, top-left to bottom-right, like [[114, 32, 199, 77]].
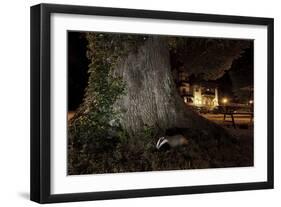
[[169, 37, 250, 80]]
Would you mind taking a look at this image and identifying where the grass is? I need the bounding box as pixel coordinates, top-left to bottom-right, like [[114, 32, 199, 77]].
[[67, 125, 253, 175]]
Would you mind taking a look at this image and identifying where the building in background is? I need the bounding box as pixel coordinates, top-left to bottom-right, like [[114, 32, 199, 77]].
[[176, 70, 219, 109]]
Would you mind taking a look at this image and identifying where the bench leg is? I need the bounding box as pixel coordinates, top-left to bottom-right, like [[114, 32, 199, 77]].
[[231, 114, 236, 128]]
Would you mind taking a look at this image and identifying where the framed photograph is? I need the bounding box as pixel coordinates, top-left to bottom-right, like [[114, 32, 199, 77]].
[[30, 3, 274, 203]]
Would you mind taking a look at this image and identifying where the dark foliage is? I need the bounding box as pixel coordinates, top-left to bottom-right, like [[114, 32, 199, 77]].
[[169, 37, 251, 80]]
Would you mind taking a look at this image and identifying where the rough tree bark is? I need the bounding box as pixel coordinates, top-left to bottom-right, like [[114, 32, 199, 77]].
[[113, 36, 228, 138]]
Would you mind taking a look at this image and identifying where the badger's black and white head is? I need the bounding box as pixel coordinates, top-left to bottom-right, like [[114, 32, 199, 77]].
[[156, 134, 189, 150], [156, 137, 171, 150], [156, 137, 169, 150]]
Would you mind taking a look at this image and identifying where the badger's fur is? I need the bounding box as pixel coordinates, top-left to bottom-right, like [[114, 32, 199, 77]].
[[156, 134, 188, 150]]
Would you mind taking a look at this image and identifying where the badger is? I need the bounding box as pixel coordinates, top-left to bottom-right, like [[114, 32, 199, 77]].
[[156, 134, 189, 150]]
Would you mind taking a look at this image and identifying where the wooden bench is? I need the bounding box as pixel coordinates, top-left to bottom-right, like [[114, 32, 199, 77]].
[[223, 111, 253, 128]]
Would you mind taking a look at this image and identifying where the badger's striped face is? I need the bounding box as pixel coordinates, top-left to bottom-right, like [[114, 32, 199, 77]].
[[156, 137, 168, 149], [156, 135, 189, 150]]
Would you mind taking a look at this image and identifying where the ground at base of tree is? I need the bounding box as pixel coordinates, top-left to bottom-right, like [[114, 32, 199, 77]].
[[67, 124, 253, 175]]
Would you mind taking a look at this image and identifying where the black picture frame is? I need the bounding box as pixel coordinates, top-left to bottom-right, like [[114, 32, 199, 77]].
[[30, 3, 274, 204]]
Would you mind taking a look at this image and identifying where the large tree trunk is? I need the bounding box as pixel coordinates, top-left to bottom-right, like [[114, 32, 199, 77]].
[[113, 36, 225, 137]]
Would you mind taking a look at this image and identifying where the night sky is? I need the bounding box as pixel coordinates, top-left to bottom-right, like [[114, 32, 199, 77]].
[[68, 32, 90, 111], [68, 32, 254, 111]]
